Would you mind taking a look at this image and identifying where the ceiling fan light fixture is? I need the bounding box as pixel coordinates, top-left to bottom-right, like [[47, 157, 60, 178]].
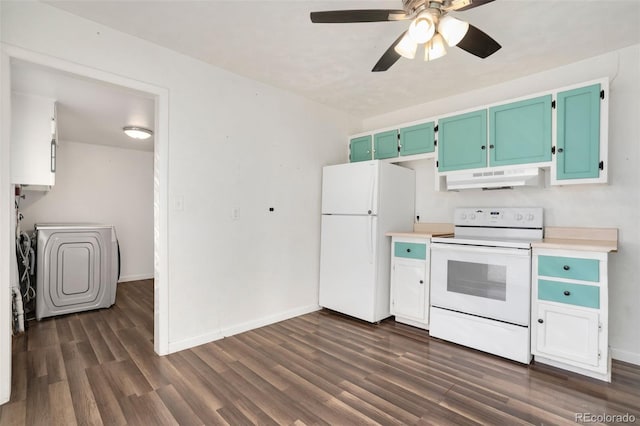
[[408, 11, 436, 44], [425, 33, 447, 61], [123, 126, 153, 140], [438, 15, 470, 47], [394, 32, 418, 59]]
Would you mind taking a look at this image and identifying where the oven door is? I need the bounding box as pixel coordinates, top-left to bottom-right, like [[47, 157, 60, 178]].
[[430, 243, 531, 326]]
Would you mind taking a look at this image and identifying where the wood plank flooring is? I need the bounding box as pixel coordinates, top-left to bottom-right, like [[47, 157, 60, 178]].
[[1, 279, 639, 425]]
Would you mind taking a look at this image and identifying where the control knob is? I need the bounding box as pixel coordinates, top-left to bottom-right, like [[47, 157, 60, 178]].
[[469, 213, 476, 220], [515, 213, 523, 221], [460, 213, 467, 220], [527, 213, 535, 221]]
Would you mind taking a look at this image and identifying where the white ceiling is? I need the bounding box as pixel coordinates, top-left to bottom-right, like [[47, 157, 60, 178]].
[[11, 59, 155, 152], [45, 0, 640, 119]]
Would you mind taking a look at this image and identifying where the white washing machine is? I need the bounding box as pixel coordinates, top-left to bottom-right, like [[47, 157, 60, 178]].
[[35, 224, 119, 320]]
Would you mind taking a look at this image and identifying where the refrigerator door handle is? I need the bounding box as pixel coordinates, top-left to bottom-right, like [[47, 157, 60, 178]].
[[368, 169, 375, 214], [368, 215, 374, 264]]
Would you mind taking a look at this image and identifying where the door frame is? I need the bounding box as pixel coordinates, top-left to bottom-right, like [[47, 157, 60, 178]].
[[0, 44, 170, 403]]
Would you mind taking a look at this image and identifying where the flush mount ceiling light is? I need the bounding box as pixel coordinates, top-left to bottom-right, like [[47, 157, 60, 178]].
[[310, 0, 501, 71], [123, 126, 153, 140]]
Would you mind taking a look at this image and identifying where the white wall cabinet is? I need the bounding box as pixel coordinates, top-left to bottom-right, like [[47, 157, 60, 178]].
[[10, 92, 57, 188], [390, 236, 430, 329], [531, 248, 610, 381]]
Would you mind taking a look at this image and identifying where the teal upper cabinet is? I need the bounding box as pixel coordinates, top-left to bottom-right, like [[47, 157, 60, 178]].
[[438, 109, 487, 172], [349, 135, 372, 162], [399, 122, 435, 156], [489, 95, 552, 167], [374, 130, 399, 160], [556, 84, 601, 180]]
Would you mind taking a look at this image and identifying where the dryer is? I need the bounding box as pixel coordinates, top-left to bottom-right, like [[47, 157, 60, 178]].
[[35, 224, 119, 320]]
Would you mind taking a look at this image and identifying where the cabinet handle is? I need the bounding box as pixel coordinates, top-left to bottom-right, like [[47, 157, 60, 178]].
[[563, 265, 570, 271], [481, 145, 486, 150], [557, 148, 564, 153], [489, 144, 495, 149], [406, 248, 411, 253], [419, 280, 424, 284], [563, 290, 571, 296], [50, 139, 56, 173], [538, 319, 544, 324]]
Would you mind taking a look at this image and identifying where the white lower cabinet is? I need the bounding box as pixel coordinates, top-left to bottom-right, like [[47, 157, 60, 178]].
[[390, 237, 430, 329], [531, 248, 610, 381]]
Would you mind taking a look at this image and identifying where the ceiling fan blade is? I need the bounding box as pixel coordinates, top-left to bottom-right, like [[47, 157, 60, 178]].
[[372, 31, 407, 72], [454, 0, 495, 12], [310, 10, 409, 23], [456, 24, 501, 58]]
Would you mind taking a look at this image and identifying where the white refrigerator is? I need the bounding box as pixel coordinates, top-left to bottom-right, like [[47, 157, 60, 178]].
[[319, 160, 415, 323]]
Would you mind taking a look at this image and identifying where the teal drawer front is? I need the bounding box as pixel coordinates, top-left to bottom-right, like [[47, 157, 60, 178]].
[[538, 280, 600, 309], [538, 256, 599, 282], [394, 242, 427, 260]]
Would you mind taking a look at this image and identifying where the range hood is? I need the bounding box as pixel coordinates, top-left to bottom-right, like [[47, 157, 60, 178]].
[[446, 167, 543, 190]]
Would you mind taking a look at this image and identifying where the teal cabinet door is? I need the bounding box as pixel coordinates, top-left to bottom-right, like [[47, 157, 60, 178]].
[[438, 110, 488, 172], [399, 122, 435, 156], [349, 135, 372, 162], [374, 130, 399, 159], [489, 95, 552, 167], [556, 84, 601, 180]]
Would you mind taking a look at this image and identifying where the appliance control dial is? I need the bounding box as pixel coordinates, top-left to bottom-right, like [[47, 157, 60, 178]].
[[527, 214, 535, 221], [515, 213, 523, 221], [460, 213, 467, 220], [469, 213, 476, 220]]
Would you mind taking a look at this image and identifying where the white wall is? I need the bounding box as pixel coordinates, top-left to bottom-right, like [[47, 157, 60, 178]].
[[18, 141, 154, 282], [361, 45, 640, 365], [0, 0, 355, 365]]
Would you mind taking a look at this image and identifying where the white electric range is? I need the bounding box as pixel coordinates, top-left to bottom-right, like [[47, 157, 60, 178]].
[[429, 207, 543, 363]]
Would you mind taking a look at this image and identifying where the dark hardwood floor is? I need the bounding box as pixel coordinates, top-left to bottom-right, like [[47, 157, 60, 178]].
[[1, 279, 639, 425]]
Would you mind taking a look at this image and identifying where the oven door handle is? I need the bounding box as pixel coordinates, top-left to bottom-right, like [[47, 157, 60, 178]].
[[430, 243, 530, 257]]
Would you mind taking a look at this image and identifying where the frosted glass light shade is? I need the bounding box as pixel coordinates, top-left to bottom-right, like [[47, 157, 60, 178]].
[[394, 32, 418, 59], [438, 15, 469, 47], [408, 12, 436, 43], [123, 126, 153, 139], [425, 33, 447, 61]]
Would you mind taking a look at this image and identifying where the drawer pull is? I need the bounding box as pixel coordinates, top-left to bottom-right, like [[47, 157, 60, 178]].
[[538, 319, 544, 324], [563, 265, 570, 271], [563, 290, 571, 296], [419, 280, 424, 284], [406, 248, 411, 253]]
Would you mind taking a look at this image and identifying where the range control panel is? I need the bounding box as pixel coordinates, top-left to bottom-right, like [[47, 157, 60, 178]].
[[453, 207, 543, 229]]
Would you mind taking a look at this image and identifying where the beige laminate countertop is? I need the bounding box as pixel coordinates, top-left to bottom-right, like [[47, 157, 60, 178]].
[[531, 227, 618, 253], [385, 223, 454, 239]]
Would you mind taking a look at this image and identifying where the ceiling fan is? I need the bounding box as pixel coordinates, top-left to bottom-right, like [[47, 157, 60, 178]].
[[310, 0, 501, 72]]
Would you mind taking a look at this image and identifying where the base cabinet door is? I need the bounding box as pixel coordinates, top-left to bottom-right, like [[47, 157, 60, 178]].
[[391, 259, 426, 321], [534, 302, 600, 367]]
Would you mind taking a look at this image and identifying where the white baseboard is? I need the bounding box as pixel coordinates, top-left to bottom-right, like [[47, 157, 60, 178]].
[[611, 347, 640, 366], [167, 304, 321, 354], [118, 273, 154, 283]]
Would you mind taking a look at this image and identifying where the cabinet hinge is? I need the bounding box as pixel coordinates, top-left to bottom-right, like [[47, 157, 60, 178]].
[[599, 161, 604, 171], [598, 322, 603, 331], [600, 90, 605, 100], [434, 140, 437, 147], [551, 100, 556, 109], [397, 145, 401, 153], [397, 133, 401, 140], [598, 351, 602, 359], [436, 160, 439, 167], [551, 146, 556, 155], [434, 125, 438, 132]]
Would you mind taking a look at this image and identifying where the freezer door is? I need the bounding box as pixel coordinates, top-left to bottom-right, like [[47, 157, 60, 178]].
[[319, 215, 378, 322], [321, 161, 379, 215]]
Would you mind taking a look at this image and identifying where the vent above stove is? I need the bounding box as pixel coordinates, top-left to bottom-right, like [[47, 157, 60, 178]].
[[446, 167, 543, 190]]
